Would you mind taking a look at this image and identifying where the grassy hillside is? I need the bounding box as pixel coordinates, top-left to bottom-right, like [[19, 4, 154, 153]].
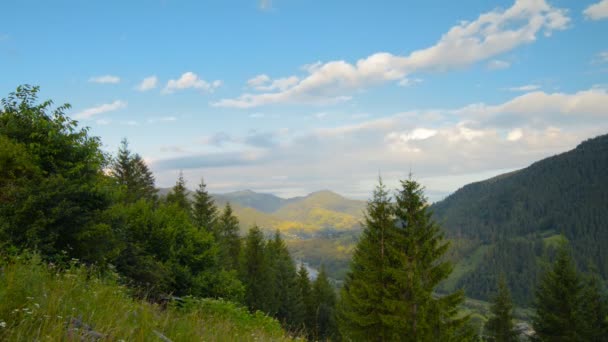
[[0, 255, 297, 341]]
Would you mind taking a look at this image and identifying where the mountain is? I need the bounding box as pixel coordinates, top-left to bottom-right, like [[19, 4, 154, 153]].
[[213, 190, 286, 213], [432, 133, 608, 305]]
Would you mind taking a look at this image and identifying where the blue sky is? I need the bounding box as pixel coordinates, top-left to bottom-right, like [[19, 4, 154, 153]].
[[1, 0, 607, 200]]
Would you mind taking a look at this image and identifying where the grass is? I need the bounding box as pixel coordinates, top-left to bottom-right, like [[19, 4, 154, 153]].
[[0, 254, 298, 341], [442, 244, 491, 291]]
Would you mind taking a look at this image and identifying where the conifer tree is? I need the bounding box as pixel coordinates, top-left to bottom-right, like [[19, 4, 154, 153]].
[[339, 179, 394, 340], [579, 270, 608, 340], [266, 231, 303, 329], [339, 177, 473, 341], [485, 275, 516, 342], [240, 225, 272, 312], [111, 138, 157, 203], [533, 243, 585, 341], [311, 265, 337, 341], [217, 203, 241, 271], [388, 177, 471, 341], [166, 172, 191, 214], [533, 243, 608, 341], [192, 177, 217, 232], [296, 263, 315, 337]]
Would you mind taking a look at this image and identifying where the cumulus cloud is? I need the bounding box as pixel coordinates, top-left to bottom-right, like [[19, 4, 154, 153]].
[[154, 87, 608, 200], [137, 76, 158, 91], [74, 100, 127, 119], [88, 75, 120, 84], [163, 72, 222, 94], [584, 0, 608, 20], [214, 0, 569, 108]]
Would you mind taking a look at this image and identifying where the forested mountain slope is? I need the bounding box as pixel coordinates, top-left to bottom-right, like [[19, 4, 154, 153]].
[[432, 134, 608, 304]]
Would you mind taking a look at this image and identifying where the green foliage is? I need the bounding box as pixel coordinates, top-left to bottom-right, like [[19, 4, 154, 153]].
[[485, 275, 516, 342], [0, 85, 115, 265], [240, 226, 273, 313], [266, 231, 304, 330], [533, 243, 608, 341], [339, 178, 473, 341], [311, 266, 337, 341], [110, 138, 158, 203], [217, 203, 242, 271], [432, 134, 608, 305], [192, 177, 218, 232], [165, 172, 191, 214], [0, 255, 294, 341], [296, 264, 315, 337]]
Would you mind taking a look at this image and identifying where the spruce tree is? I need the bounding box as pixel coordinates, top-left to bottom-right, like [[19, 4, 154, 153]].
[[165, 172, 191, 214], [192, 177, 217, 232], [387, 177, 470, 341], [312, 265, 337, 341], [339, 177, 473, 341], [240, 225, 272, 313], [217, 203, 241, 271], [111, 138, 157, 203], [266, 231, 303, 329], [296, 263, 315, 337], [579, 270, 608, 340], [533, 243, 585, 341], [485, 275, 516, 342], [338, 179, 394, 340]]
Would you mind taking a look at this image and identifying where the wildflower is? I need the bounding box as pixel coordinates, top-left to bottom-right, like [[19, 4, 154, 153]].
[[0, 321, 6, 328], [26, 297, 34, 300], [34, 303, 40, 308]]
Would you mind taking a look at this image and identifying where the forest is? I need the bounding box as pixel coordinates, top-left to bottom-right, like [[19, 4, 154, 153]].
[[1, 85, 607, 341]]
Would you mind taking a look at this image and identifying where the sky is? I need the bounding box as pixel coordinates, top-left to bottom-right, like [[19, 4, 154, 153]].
[[1, 0, 608, 201]]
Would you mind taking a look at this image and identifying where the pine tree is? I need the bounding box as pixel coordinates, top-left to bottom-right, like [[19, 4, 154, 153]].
[[485, 275, 516, 342], [296, 263, 315, 337], [266, 231, 303, 329], [111, 138, 157, 203], [165, 172, 191, 214], [240, 225, 272, 313], [217, 203, 241, 271], [533, 243, 585, 341], [192, 177, 217, 232], [338, 179, 394, 340], [312, 265, 337, 341]]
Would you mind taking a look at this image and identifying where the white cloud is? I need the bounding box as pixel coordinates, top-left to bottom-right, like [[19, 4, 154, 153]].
[[507, 128, 524, 141], [163, 72, 222, 94], [597, 51, 608, 63], [247, 74, 271, 88], [584, 0, 608, 20], [506, 84, 541, 92], [136, 76, 158, 91], [249, 113, 265, 118], [214, 0, 569, 108], [88, 75, 121, 84], [74, 100, 127, 119], [486, 60, 511, 70], [154, 87, 608, 200]]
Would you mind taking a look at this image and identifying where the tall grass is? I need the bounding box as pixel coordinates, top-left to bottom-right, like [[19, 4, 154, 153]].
[[0, 254, 297, 341]]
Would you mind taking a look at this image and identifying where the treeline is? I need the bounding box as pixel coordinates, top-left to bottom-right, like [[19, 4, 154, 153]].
[[0, 86, 333, 339], [432, 133, 608, 305], [3, 86, 608, 341]]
